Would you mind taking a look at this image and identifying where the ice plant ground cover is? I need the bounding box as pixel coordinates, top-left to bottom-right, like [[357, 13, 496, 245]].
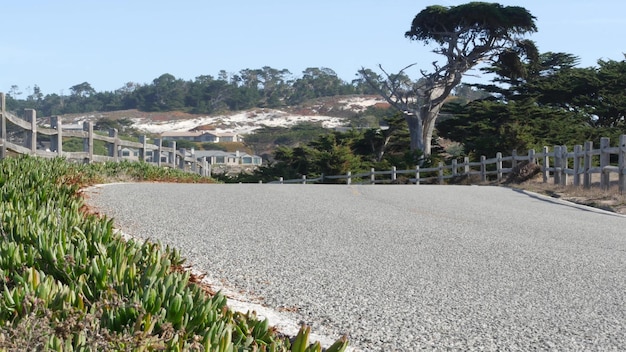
[[0, 156, 348, 351]]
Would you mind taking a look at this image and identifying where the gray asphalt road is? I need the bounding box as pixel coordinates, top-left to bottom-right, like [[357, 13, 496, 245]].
[[85, 183, 626, 351]]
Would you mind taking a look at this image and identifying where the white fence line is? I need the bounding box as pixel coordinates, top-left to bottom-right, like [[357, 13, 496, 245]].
[[0, 93, 210, 176], [273, 135, 626, 193]]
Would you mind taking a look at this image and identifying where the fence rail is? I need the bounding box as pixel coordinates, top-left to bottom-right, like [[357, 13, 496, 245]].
[[273, 135, 626, 193], [0, 93, 210, 176]]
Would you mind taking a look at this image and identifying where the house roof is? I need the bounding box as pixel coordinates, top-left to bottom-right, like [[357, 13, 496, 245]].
[[160, 131, 204, 137], [193, 150, 259, 158], [160, 131, 237, 138], [194, 150, 231, 157]]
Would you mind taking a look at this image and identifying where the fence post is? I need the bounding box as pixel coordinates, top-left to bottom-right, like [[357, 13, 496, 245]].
[[561, 145, 569, 186], [528, 149, 536, 164], [451, 159, 458, 177], [438, 161, 444, 185], [542, 146, 549, 183], [153, 138, 162, 166], [83, 121, 94, 163], [573, 145, 582, 187], [346, 171, 351, 185], [0, 92, 5, 159], [50, 116, 63, 156], [200, 157, 206, 177], [480, 156, 486, 182], [169, 141, 176, 166], [25, 109, 37, 154], [415, 165, 420, 185], [553, 146, 561, 185], [179, 148, 187, 171], [370, 168, 375, 184], [463, 157, 470, 176], [190, 149, 197, 173], [600, 137, 610, 190], [279, 177, 284, 184], [496, 152, 503, 182], [391, 166, 397, 182], [108, 128, 119, 162], [138, 136, 147, 162], [302, 175, 307, 185], [583, 141, 593, 189], [511, 149, 518, 170], [618, 135, 626, 193]]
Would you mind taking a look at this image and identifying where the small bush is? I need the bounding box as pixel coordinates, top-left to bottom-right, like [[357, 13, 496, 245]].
[[505, 160, 541, 184]]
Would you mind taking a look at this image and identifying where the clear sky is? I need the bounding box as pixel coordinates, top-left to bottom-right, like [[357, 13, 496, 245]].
[[2, 0, 625, 97]]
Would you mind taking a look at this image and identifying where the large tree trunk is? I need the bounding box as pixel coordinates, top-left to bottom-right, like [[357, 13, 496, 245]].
[[360, 64, 461, 158], [405, 112, 424, 153], [375, 134, 392, 162], [415, 84, 448, 156], [420, 108, 441, 157]]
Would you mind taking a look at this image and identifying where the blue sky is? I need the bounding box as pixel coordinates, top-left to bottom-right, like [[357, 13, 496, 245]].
[[2, 0, 625, 97]]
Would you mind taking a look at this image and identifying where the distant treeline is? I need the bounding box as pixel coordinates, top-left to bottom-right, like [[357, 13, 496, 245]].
[[6, 67, 379, 117]]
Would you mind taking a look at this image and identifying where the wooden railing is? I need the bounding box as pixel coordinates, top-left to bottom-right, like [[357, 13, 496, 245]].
[[273, 135, 626, 193], [0, 93, 210, 176]]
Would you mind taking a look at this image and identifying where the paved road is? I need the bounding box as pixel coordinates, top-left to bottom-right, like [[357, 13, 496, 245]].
[[85, 183, 626, 351]]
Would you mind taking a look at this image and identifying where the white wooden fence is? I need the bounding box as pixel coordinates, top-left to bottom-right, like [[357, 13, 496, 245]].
[[273, 135, 626, 193], [0, 93, 210, 176]]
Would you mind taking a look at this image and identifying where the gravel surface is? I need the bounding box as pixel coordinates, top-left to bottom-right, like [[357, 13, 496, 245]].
[[85, 183, 626, 351]]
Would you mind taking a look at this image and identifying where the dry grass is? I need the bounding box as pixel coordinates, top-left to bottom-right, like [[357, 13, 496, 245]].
[[473, 160, 626, 215], [504, 175, 626, 215]]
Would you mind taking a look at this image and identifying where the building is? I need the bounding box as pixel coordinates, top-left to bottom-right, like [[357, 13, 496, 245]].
[[119, 147, 139, 160], [160, 131, 204, 141], [160, 131, 240, 143], [193, 150, 262, 166]]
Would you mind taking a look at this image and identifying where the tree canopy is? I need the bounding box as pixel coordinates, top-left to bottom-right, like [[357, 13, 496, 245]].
[[406, 3, 536, 44], [439, 52, 626, 158]]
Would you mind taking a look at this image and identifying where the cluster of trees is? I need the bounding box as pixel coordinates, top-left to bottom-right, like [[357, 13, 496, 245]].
[[439, 53, 626, 158], [5, 67, 376, 118]]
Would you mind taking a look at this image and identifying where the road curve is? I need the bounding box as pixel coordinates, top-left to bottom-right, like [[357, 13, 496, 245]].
[[85, 183, 626, 351]]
